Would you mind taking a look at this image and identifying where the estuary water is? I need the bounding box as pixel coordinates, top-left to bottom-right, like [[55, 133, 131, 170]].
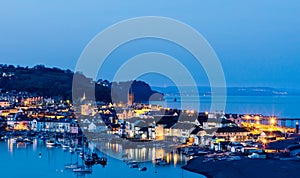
[[151, 95, 300, 119], [0, 139, 204, 178]]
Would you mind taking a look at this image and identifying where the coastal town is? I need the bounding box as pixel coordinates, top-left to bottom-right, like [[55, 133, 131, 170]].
[[1, 91, 298, 145], [1, 89, 300, 177]]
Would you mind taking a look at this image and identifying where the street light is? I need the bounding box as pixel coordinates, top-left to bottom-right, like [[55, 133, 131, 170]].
[[270, 117, 276, 126], [255, 115, 260, 124]]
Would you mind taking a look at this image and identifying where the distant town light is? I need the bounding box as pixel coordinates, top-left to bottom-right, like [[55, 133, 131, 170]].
[[262, 139, 267, 144], [270, 117, 276, 125]]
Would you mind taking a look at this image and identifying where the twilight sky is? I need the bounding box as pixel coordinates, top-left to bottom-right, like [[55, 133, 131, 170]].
[[0, 0, 300, 88]]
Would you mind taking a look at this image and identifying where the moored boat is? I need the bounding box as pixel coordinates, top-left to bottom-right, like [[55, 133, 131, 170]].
[[69, 147, 75, 153], [72, 166, 92, 173], [46, 140, 56, 146], [98, 157, 108, 167], [65, 162, 81, 169], [62, 143, 70, 148], [155, 158, 169, 166], [139, 166, 147, 171], [130, 163, 139, 168]]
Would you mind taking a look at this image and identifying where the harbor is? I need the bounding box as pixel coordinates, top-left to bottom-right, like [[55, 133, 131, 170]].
[[1, 0, 300, 177], [1, 92, 300, 178], [0, 132, 204, 178]]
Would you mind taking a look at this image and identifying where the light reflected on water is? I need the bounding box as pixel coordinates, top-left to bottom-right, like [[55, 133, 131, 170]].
[[102, 142, 188, 166], [33, 139, 37, 151], [8, 139, 14, 154], [1, 138, 205, 178]]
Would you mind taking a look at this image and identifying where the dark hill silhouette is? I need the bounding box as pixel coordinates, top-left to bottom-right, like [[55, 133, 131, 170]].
[[0, 64, 163, 103]]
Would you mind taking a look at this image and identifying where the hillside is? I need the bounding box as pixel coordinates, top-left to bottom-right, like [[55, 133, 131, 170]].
[[0, 64, 163, 103]]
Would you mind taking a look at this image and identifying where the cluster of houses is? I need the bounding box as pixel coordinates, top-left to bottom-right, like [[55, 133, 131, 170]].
[[1, 94, 292, 147], [78, 105, 255, 145], [0, 97, 77, 133], [0, 90, 51, 107]]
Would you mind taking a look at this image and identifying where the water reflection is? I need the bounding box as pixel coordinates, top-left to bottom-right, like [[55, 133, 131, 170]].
[[1, 138, 204, 178], [8, 139, 14, 154], [101, 142, 188, 166]]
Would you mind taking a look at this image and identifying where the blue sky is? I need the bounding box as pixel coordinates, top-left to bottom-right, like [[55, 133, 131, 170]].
[[0, 1, 300, 88]]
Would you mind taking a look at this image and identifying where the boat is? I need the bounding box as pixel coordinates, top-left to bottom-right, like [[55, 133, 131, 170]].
[[139, 166, 147, 171], [91, 153, 99, 160], [196, 151, 209, 155], [46, 140, 56, 146], [84, 156, 96, 166], [69, 147, 75, 153], [65, 162, 81, 169], [97, 157, 108, 167], [65, 147, 81, 169], [72, 134, 93, 174], [62, 143, 70, 149], [15, 138, 33, 144], [123, 158, 133, 163], [155, 158, 169, 166], [15, 138, 24, 143], [23, 138, 33, 144], [73, 166, 92, 173], [75, 147, 83, 152], [127, 161, 138, 165], [0, 135, 7, 141], [129, 163, 139, 168]]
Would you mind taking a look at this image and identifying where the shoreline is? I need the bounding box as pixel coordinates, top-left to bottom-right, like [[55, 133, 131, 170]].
[[182, 157, 300, 178]]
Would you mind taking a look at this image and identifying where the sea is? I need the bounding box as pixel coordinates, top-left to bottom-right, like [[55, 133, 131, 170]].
[[150, 95, 300, 128], [0, 139, 205, 178]]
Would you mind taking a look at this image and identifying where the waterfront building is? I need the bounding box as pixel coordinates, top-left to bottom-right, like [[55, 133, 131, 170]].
[[31, 119, 41, 131], [215, 118, 250, 142], [37, 117, 71, 132], [155, 115, 178, 140], [171, 122, 195, 143], [169, 114, 199, 142], [122, 117, 153, 138], [189, 126, 205, 145]]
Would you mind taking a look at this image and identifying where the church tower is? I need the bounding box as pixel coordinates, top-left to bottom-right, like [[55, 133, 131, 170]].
[[128, 91, 134, 106], [80, 92, 86, 103]]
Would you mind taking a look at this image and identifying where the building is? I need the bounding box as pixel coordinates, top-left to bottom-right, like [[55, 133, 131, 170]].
[[225, 114, 243, 126], [215, 119, 250, 142], [0, 100, 10, 108], [128, 92, 134, 106], [88, 122, 107, 133], [155, 115, 178, 140]]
